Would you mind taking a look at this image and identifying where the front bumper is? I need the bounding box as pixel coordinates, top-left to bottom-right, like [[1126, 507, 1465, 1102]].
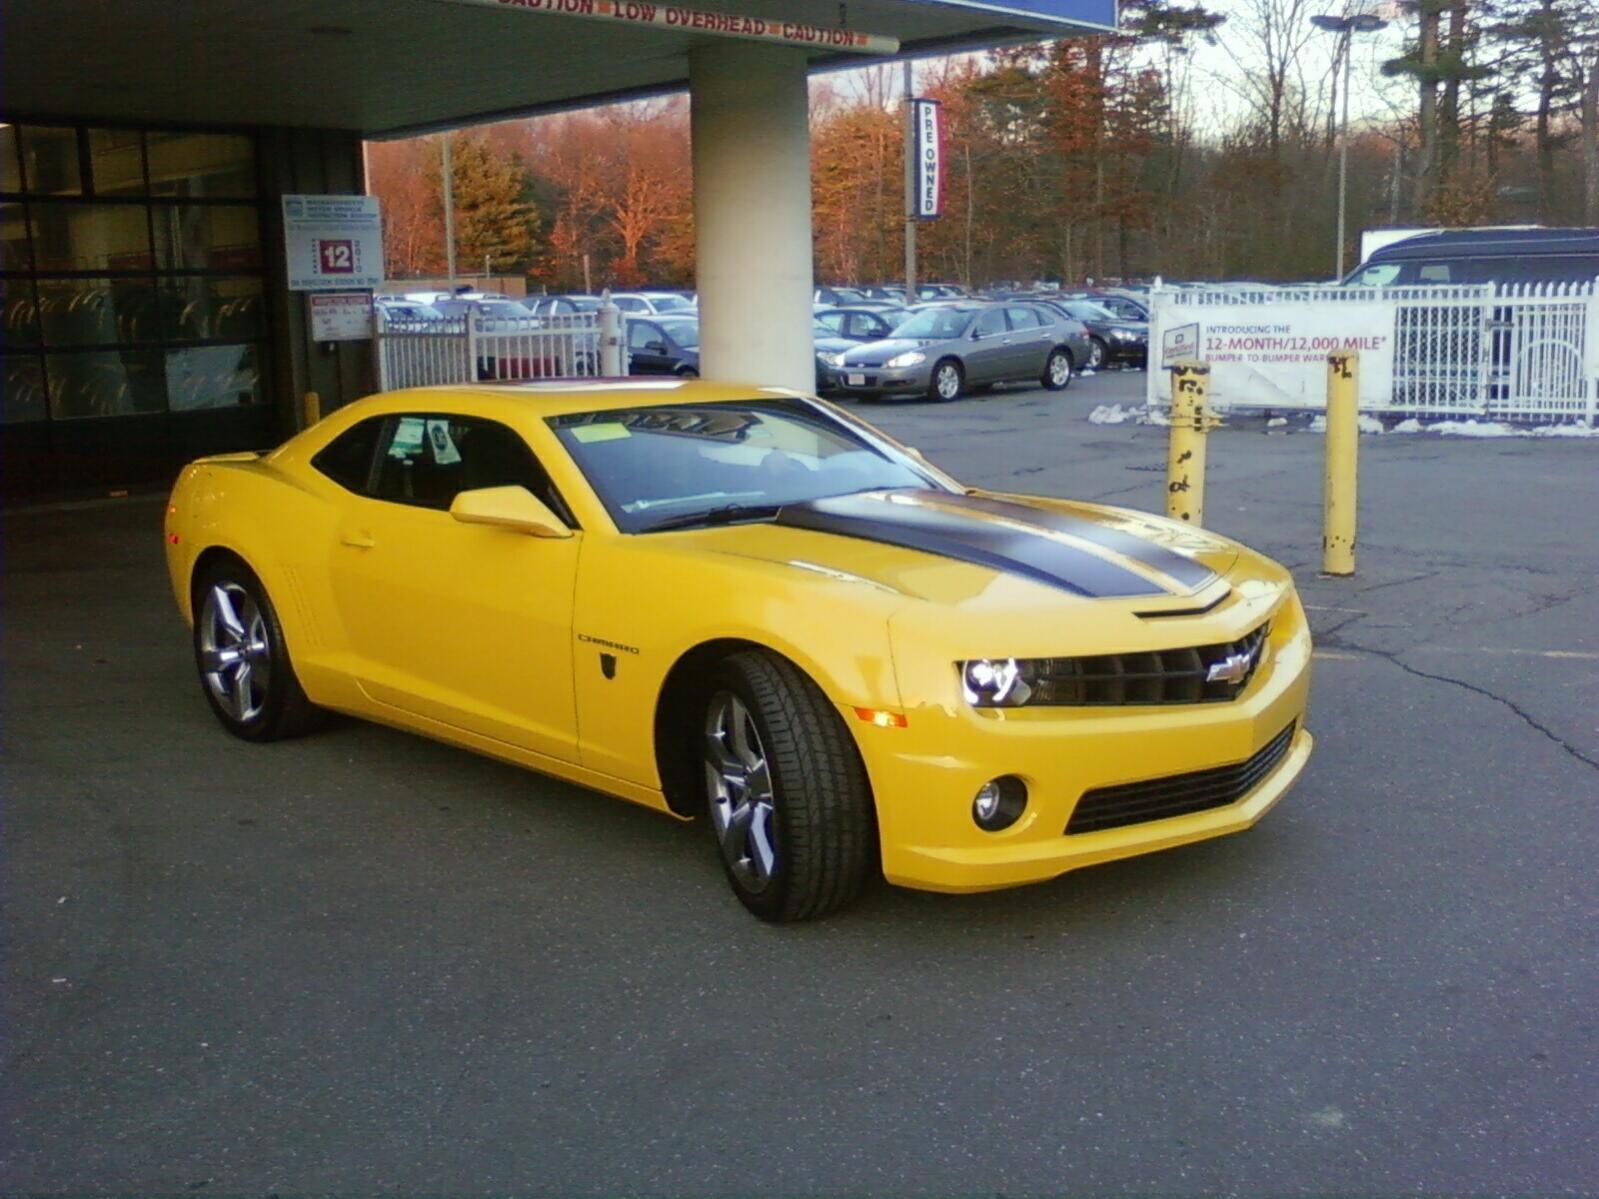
[[831, 359, 936, 397], [1104, 337, 1148, 364], [850, 611, 1313, 893]]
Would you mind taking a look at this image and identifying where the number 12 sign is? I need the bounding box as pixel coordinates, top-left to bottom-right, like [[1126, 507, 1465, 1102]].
[[283, 195, 383, 291]]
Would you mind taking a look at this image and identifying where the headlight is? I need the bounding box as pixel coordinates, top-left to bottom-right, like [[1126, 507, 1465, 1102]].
[[1110, 329, 1142, 341], [817, 351, 844, 367], [885, 350, 927, 370], [960, 658, 1035, 707]]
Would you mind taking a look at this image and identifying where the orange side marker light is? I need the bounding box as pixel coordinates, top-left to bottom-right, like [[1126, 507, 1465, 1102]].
[[853, 707, 908, 728]]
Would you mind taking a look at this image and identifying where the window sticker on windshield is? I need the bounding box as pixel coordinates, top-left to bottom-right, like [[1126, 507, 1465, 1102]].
[[426, 419, 462, 465], [570, 422, 631, 444]]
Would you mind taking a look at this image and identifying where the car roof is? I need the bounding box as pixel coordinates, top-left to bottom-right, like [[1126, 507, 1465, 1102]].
[[345, 379, 787, 420], [1370, 227, 1599, 259]]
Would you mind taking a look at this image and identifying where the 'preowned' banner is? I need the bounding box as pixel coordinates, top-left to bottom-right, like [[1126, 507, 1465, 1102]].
[[911, 99, 943, 220]]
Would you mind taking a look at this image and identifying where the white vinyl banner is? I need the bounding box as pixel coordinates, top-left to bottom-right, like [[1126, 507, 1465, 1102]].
[[1149, 299, 1396, 410], [911, 99, 943, 220]]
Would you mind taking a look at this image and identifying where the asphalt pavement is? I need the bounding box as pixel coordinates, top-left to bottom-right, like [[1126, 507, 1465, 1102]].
[[4, 368, 1598, 1194]]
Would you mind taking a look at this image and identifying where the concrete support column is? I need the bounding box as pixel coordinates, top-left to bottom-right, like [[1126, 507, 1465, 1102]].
[[690, 42, 815, 392]]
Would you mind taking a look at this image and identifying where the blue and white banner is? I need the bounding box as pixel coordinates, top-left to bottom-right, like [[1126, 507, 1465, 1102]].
[[911, 99, 943, 221]]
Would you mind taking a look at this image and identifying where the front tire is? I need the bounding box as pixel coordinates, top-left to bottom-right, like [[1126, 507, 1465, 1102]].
[[1042, 347, 1073, 390], [700, 651, 874, 922], [1087, 337, 1108, 371], [192, 559, 324, 742], [676, 366, 700, 379], [928, 358, 964, 402]]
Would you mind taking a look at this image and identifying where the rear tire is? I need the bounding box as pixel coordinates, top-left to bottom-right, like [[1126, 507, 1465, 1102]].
[[1042, 347, 1073, 390], [192, 559, 324, 742], [699, 651, 874, 922], [928, 359, 964, 402]]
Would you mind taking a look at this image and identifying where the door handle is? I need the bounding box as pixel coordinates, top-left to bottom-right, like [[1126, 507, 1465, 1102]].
[[341, 531, 376, 549]]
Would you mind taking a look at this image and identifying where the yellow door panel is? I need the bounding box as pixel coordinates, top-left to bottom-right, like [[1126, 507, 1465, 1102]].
[[328, 496, 580, 761]]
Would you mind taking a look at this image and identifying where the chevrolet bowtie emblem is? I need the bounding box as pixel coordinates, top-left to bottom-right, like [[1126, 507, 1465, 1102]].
[[1206, 650, 1256, 685]]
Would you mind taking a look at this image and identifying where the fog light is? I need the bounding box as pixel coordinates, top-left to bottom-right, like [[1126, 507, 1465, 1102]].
[[972, 776, 1027, 831]]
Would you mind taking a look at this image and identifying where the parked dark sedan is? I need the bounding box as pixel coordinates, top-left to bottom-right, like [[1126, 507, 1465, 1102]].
[[832, 302, 1079, 401], [626, 315, 700, 377], [1038, 298, 1148, 370]]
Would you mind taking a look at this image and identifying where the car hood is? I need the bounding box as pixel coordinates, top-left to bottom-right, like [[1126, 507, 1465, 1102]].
[[676, 488, 1244, 615], [1096, 319, 1148, 336], [814, 336, 856, 354], [838, 338, 941, 367]]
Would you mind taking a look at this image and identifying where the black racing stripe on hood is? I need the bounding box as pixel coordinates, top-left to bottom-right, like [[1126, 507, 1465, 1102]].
[[946, 492, 1218, 590], [775, 490, 1169, 598]]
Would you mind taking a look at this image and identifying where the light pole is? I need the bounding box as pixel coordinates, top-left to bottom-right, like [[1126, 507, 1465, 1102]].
[[1311, 11, 1388, 279]]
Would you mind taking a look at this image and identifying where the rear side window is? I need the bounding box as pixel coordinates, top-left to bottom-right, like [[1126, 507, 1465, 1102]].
[[1005, 306, 1042, 330], [1412, 261, 1456, 283], [311, 417, 384, 493]]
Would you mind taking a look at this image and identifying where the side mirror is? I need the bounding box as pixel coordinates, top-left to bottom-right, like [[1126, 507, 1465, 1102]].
[[450, 486, 572, 538]]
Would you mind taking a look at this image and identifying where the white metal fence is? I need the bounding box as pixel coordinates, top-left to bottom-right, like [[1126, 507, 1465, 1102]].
[[1147, 280, 1599, 425], [374, 307, 622, 391]]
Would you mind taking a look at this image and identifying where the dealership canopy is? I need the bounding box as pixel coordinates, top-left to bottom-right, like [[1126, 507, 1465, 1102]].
[[3, 0, 1118, 136]]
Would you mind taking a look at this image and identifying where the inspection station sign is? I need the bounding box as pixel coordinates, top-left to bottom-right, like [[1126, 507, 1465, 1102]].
[[283, 195, 383, 291], [441, 0, 900, 53], [1147, 296, 1396, 409], [911, 99, 943, 220]]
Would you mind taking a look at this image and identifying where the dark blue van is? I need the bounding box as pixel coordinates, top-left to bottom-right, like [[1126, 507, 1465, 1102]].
[[1344, 227, 1599, 287]]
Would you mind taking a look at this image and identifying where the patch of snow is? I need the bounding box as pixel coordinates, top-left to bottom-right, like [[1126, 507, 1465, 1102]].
[[1141, 406, 1171, 427], [1088, 403, 1136, 425], [1308, 415, 1327, 433], [1358, 414, 1385, 434], [1429, 419, 1520, 438], [1390, 418, 1423, 433], [1529, 423, 1599, 438], [1267, 417, 1287, 427]]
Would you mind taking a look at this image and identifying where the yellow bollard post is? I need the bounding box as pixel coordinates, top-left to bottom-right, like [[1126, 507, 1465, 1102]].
[[302, 391, 321, 428], [1166, 360, 1210, 526], [1322, 350, 1359, 576]]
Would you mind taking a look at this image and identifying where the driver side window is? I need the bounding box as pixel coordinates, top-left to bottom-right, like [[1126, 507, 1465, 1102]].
[[628, 320, 664, 350], [352, 413, 574, 524], [975, 309, 1006, 337]]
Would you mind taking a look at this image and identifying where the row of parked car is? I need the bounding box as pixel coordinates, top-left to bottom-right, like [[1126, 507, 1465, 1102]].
[[376, 282, 1150, 401]]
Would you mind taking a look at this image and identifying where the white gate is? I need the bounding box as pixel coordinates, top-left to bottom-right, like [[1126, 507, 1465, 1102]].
[[1147, 281, 1599, 425], [374, 305, 622, 390]]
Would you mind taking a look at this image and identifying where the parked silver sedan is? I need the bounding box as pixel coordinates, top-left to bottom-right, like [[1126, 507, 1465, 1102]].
[[830, 302, 1089, 401]]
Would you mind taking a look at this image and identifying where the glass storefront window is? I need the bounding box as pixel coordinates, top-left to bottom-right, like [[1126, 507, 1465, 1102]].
[[29, 203, 154, 271], [158, 276, 264, 342], [47, 349, 165, 418], [2, 354, 48, 423], [19, 127, 83, 195], [166, 344, 261, 411], [1, 125, 21, 192], [88, 129, 147, 196], [2, 276, 40, 348], [147, 132, 256, 199], [153, 204, 261, 270], [2, 200, 30, 270], [37, 277, 162, 347]]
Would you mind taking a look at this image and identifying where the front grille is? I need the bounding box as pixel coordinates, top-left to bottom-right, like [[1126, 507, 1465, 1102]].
[[1065, 721, 1296, 835], [1022, 623, 1269, 706]]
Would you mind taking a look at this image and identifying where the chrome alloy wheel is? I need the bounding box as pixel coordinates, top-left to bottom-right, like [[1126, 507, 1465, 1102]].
[[198, 582, 272, 723], [704, 691, 778, 893], [1048, 351, 1072, 387], [934, 362, 961, 400]]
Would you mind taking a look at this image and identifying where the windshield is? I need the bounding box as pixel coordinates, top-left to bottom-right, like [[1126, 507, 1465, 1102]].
[[650, 294, 692, 312], [889, 308, 975, 339], [1063, 300, 1117, 320], [660, 318, 699, 348], [548, 398, 948, 533]]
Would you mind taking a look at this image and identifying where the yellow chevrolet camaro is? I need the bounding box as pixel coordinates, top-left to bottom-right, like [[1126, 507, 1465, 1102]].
[[165, 380, 1313, 921]]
